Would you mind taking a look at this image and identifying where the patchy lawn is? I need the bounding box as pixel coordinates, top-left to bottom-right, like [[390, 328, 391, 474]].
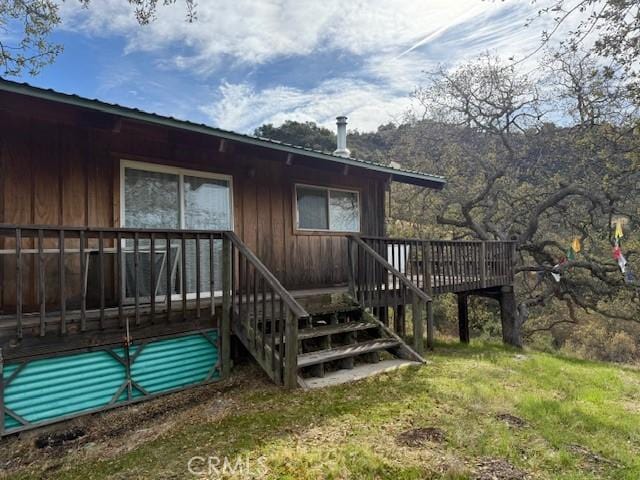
[[2, 341, 639, 479]]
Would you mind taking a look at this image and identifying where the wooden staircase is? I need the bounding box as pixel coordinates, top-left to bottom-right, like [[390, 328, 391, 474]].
[[233, 293, 424, 389], [295, 294, 423, 388], [226, 232, 431, 389]]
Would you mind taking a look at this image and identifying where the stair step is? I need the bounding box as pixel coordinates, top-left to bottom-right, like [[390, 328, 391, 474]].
[[297, 338, 400, 368], [252, 320, 378, 345], [302, 359, 422, 389], [305, 304, 361, 316], [298, 321, 378, 340]]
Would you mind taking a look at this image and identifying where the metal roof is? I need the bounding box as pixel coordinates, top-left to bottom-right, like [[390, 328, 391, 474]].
[[0, 79, 446, 189]]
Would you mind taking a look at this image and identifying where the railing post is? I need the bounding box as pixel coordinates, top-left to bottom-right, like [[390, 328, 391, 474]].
[[480, 241, 487, 289], [347, 236, 356, 298], [424, 240, 432, 295], [284, 311, 298, 389], [412, 296, 425, 356], [221, 235, 232, 379]]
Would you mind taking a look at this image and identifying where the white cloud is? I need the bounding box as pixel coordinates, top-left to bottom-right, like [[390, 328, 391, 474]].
[[202, 79, 409, 133], [60, 0, 543, 73], [57, 0, 584, 132], [194, 1, 562, 133]]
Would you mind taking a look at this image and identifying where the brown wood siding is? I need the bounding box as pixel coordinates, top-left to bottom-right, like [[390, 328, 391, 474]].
[[0, 93, 387, 299]]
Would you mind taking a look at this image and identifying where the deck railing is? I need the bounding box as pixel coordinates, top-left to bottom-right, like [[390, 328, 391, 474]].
[[0, 225, 233, 338], [0, 224, 515, 381], [0, 224, 306, 387], [348, 236, 433, 353], [361, 236, 516, 294], [226, 232, 308, 388]]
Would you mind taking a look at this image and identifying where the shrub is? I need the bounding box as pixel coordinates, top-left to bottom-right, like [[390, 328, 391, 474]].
[[563, 322, 638, 364], [606, 331, 638, 363]]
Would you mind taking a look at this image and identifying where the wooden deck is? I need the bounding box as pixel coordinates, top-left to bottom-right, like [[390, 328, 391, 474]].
[[360, 236, 516, 294], [0, 224, 516, 384]]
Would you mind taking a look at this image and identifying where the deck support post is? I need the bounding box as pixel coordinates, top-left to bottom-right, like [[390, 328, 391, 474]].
[[284, 311, 298, 389], [457, 293, 470, 344], [395, 305, 405, 336], [221, 236, 232, 379], [426, 300, 434, 350], [499, 286, 522, 348], [412, 298, 425, 356], [377, 307, 389, 325]]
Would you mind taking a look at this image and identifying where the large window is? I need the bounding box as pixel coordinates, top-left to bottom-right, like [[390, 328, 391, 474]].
[[295, 184, 360, 232], [120, 160, 233, 299], [122, 162, 232, 231]]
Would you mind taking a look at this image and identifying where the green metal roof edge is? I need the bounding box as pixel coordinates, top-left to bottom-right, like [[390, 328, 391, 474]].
[[0, 79, 446, 189]]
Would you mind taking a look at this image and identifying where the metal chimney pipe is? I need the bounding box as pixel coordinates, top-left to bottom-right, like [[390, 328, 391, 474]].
[[333, 116, 351, 158]]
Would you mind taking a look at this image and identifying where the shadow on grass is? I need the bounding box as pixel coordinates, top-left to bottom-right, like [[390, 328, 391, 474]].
[[45, 364, 434, 479]]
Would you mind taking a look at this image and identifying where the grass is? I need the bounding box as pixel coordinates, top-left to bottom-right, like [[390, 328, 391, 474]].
[[4, 340, 640, 479]]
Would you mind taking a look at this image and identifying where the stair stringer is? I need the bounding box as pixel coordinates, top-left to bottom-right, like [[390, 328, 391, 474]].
[[231, 316, 284, 385], [359, 308, 426, 364]]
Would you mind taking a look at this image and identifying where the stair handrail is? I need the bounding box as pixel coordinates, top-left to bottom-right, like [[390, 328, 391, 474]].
[[225, 231, 308, 388], [348, 235, 432, 354], [349, 236, 432, 303], [225, 232, 308, 318]]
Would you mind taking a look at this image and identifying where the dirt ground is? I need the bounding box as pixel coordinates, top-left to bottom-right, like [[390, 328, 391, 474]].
[[0, 364, 270, 477]]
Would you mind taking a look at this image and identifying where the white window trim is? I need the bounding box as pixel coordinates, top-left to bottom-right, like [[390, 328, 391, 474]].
[[120, 159, 234, 231], [294, 183, 361, 233]]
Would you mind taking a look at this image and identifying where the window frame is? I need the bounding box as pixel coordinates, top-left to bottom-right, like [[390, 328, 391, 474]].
[[294, 183, 361, 234], [118, 159, 234, 302], [119, 159, 234, 231]]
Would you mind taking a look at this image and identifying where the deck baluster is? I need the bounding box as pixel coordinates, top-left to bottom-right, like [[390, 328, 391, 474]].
[[221, 235, 231, 379], [133, 232, 139, 327], [210, 233, 216, 321], [269, 286, 276, 376], [165, 232, 172, 323], [15, 228, 22, 339], [117, 232, 123, 326], [181, 233, 187, 321], [79, 230, 86, 332], [38, 229, 46, 336], [59, 229, 66, 335], [150, 233, 156, 324], [195, 234, 201, 320]]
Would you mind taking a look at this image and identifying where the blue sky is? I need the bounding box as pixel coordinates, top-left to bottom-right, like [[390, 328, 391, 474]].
[[13, 0, 564, 133]]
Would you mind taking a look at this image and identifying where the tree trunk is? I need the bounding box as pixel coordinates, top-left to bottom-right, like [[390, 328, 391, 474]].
[[499, 287, 522, 348]]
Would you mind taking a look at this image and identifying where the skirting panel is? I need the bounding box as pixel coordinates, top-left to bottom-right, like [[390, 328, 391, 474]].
[[1, 329, 219, 435]]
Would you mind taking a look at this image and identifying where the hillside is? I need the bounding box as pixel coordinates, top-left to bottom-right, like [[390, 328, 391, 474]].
[[3, 342, 639, 479]]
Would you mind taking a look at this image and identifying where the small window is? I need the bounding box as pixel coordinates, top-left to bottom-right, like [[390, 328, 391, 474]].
[[295, 184, 360, 232]]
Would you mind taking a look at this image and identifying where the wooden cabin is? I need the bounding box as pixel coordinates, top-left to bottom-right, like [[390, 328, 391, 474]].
[[0, 79, 516, 435]]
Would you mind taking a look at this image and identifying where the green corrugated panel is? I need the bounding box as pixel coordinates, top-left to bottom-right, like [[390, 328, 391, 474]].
[[2, 330, 219, 434], [3, 351, 126, 431], [3, 364, 22, 431], [131, 331, 219, 394]]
